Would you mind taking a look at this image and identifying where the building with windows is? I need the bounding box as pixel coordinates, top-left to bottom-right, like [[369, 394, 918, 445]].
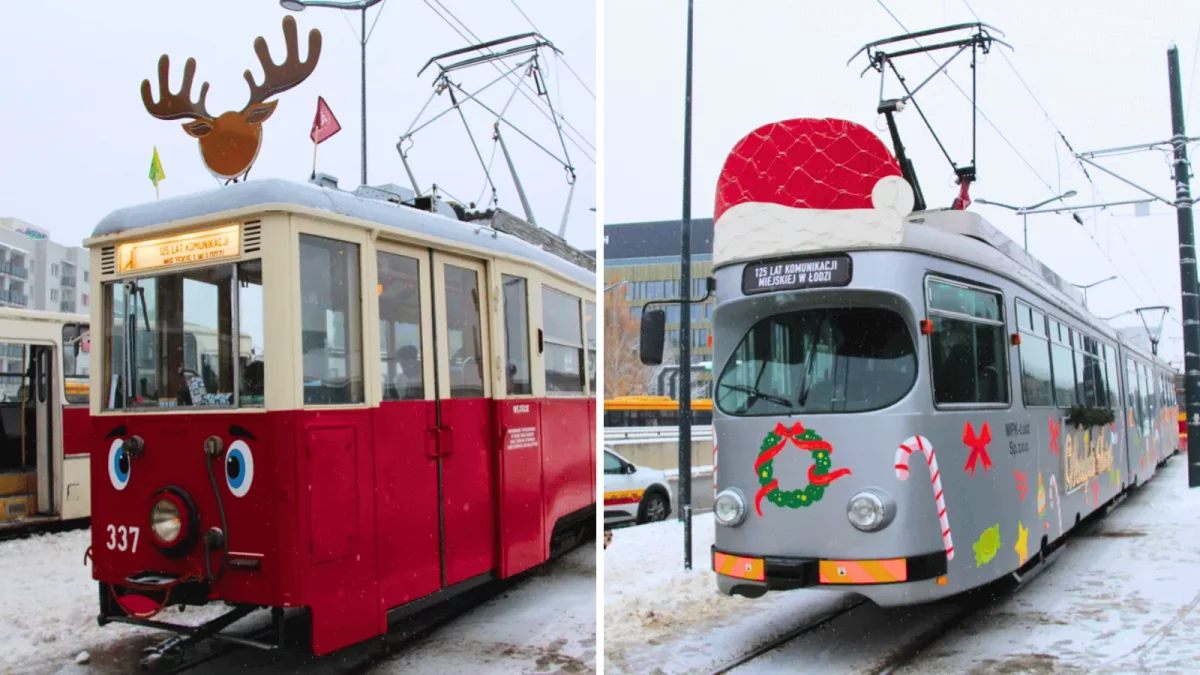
[[0, 218, 90, 313], [604, 218, 715, 396]]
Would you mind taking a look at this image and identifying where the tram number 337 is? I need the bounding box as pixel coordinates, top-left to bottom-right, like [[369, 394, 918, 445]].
[[105, 524, 140, 553]]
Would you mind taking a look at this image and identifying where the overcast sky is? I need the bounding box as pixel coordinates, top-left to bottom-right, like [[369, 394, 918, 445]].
[[603, 0, 1200, 368], [0, 0, 596, 249]]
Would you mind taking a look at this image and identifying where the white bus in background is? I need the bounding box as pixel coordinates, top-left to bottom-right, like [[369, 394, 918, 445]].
[[0, 307, 90, 529]]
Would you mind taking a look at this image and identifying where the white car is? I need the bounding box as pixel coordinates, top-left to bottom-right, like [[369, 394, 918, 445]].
[[603, 446, 673, 527]]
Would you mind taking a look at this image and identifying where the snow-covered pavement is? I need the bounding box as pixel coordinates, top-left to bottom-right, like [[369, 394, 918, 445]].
[[605, 454, 1200, 674], [0, 526, 595, 675], [902, 456, 1200, 674], [603, 512, 855, 673], [368, 543, 596, 674], [0, 527, 163, 674]]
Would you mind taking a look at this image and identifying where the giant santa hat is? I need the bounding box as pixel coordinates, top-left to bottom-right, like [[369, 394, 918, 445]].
[[713, 118, 916, 265]]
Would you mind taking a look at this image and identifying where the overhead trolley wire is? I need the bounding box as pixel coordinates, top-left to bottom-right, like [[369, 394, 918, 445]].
[[508, 0, 596, 100], [960, 0, 1094, 186], [422, 0, 595, 161], [874, 0, 1057, 196], [963, 0, 1176, 315], [877, 0, 1179, 336]]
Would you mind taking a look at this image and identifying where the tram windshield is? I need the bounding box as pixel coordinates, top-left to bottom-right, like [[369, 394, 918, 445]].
[[102, 260, 264, 410], [715, 308, 915, 416]]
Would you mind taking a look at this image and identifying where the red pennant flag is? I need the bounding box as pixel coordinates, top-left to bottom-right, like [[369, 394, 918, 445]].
[[310, 96, 342, 144]]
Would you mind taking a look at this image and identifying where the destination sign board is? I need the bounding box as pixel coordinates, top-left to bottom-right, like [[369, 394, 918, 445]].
[[742, 255, 853, 295], [118, 224, 240, 272]]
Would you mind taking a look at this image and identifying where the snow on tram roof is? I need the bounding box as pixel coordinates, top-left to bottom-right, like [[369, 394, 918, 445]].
[[89, 178, 595, 287]]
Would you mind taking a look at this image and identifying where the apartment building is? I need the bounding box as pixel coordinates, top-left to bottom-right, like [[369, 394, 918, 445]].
[[0, 218, 90, 314]]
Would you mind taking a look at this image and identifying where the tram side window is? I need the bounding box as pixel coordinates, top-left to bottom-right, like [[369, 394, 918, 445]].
[[378, 252, 424, 401], [542, 286, 585, 394], [1077, 334, 1100, 407], [501, 274, 531, 396], [62, 323, 90, 405], [1104, 345, 1120, 408], [238, 260, 265, 407], [1016, 302, 1053, 407], [1049, 320, 1076, 407], [445, 264, 486, 399], [586, 300, 597, 395], [1148, 367, 1158, 417], [1127, 359, 1141, 429], [300, 235, 364, 405], [926, 279, 1007, 405]]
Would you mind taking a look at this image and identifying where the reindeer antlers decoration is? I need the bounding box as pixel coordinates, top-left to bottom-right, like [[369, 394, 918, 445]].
[[141, 16, 322, 183]]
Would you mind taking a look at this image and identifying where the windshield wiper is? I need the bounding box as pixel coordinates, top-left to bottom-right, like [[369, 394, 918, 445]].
[[796, 324, 824, 407], [719, 382, 794, 409]]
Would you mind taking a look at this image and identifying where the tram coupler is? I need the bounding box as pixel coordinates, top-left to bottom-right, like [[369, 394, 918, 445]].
[[140, 634, 187, 670]]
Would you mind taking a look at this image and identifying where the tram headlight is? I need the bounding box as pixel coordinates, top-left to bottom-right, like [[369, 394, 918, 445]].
[[847, 490, 895, 532], [714, 488, 747, 527], [151, 498, 182, 544]]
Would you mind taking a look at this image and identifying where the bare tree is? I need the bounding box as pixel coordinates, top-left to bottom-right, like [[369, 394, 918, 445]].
[[604, 293, 654, 398]]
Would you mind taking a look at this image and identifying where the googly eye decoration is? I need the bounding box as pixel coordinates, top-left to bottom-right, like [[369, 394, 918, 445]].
[[225, 440, 255, 498], [108, 438, 131, 491]]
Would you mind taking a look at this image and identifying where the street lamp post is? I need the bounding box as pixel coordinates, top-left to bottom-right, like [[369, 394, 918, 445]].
[[281, 0, 384, 187], [976, 190, 1078, 251], [1069, 275, 1117, 309]]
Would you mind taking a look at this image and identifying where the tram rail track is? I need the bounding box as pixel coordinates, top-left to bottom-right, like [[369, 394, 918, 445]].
[[703, 490, 1093, 675], [704, 598, 868, 675], [152, 574, 519, 674], [151, 524, 594, 673]]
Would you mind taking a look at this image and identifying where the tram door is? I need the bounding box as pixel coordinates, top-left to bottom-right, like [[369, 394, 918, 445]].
[[430, 252, 496, 588], [0, 343, 53, 523]]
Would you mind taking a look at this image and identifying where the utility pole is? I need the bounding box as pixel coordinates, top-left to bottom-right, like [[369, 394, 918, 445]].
[[1167, 44, 1200, 487], [678, 0, 694, 569]]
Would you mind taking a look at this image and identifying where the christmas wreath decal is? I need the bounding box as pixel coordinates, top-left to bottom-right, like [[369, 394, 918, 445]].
[[754, 421, 852, 516]]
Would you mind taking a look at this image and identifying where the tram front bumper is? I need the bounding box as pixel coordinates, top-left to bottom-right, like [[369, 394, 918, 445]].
[[712, 545, 948, 598]]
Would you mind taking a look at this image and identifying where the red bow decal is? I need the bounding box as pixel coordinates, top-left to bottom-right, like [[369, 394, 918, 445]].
[[754, 423, 808, 473], [963, 422, 993, 476], [1048, 417, 1060, 455]]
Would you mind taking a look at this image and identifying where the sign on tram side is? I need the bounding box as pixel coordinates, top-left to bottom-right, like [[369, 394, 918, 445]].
[[741, 254, 853, 295]]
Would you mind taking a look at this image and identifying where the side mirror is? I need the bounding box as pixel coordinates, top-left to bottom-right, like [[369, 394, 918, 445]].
[[625, 462, 637, 474], [639, 308, 666, 366]]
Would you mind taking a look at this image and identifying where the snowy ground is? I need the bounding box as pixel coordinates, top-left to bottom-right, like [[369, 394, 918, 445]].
[[370, 543, 596, 674], [0, 527, 218, 674], [605, 454, 1200, 674], [901, 456, 1200, 674], [603, 512, 855, 673], [0, 527, 595, 675]]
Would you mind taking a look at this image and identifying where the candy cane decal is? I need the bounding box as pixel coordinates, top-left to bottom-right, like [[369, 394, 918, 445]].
[[894, 435, 954, 561], [1047, 473, 1063, 537]]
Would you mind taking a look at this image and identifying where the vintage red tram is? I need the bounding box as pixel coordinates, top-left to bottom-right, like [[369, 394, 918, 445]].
[[85, 178, 596, 658]]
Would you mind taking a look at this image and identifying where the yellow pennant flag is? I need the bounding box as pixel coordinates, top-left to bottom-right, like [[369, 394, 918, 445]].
[[149, 146, 166, 187]]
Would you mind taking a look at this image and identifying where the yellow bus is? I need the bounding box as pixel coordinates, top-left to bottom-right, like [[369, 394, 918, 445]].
[[603, 395, 713, 427]]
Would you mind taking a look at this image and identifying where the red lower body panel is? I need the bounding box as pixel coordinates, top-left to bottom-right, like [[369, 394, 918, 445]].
[[89, 395, 594, 657]]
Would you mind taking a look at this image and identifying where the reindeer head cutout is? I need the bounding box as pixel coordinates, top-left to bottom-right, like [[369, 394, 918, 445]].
[[141, 16, 321, 182]]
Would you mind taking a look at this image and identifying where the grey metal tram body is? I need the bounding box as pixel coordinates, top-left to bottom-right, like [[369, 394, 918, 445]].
[[708, 208, 1179, 605]]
